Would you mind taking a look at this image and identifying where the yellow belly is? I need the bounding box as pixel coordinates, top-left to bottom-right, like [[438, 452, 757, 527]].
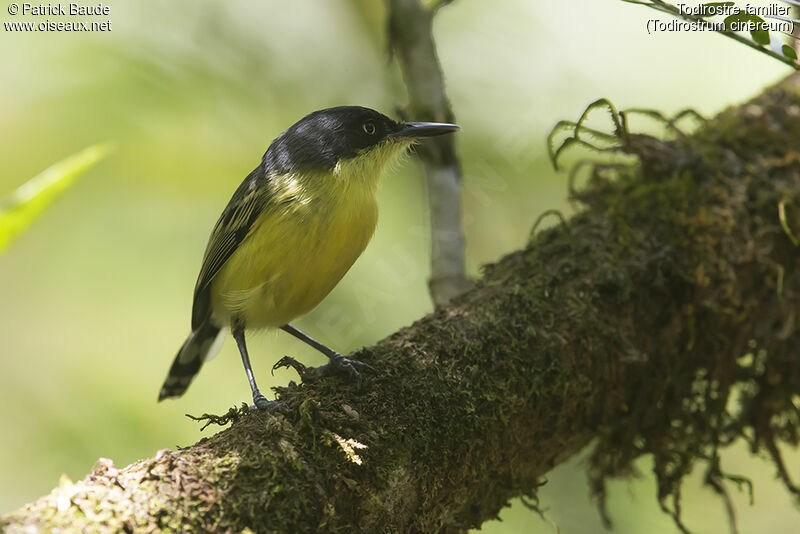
[[209, 193, 378, 328]]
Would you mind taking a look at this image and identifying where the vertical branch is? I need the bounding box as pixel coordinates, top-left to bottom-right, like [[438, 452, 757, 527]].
[[386, 0, 470, 306], [793, 6, 800, 55]]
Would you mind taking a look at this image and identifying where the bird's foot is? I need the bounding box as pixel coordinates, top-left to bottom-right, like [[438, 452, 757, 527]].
[[273, 353, 374, 389], [273, 355, 313, 380], [320, 353, 375, 389], [250, 392, 286, 411]]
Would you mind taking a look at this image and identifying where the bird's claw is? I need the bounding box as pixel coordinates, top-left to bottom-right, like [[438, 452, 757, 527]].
[[250, 392, 286, 411], [317, 354, 374, 389], [272, 355, 312, 379], [273, 354, 374, 389]]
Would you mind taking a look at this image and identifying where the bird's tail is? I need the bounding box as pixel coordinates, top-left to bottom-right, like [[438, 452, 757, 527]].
[[158, 321, 228, 401]]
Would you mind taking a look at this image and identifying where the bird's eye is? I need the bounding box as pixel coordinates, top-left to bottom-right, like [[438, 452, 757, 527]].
[[362, 121, 376, 135]]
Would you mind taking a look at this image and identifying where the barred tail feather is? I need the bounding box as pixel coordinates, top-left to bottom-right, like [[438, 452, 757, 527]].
[[158, 321, 227, 401]]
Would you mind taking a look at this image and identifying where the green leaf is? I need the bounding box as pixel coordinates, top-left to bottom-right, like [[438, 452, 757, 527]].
[[0, 143, 112, 254], [724, 13, 770, 45], [748, 15, 770, 45], [782, 44, 798, 61], [724, 13, 747, 31]]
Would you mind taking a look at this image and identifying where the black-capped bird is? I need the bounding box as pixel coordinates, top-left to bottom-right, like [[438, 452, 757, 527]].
[[159, 106, 460, 408]]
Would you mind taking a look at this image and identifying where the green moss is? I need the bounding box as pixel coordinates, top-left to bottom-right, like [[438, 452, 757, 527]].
[[566, 88, 800, 532]]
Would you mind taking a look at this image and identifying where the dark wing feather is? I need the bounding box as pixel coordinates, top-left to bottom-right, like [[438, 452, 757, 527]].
[[191, 165, 269, 329]]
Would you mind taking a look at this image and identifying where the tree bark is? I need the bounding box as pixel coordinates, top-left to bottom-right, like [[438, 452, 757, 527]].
[[4, 75, 800, 534]]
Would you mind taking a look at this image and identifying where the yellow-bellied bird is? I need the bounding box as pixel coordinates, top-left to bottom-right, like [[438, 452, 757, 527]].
[[158, 106, 460, 408]]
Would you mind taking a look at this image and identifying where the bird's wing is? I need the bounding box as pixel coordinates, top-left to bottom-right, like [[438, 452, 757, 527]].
[[191, 167, 268, 329]]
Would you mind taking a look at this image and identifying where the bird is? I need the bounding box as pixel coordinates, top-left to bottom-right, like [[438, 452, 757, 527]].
[[158, 106, 460, 409]]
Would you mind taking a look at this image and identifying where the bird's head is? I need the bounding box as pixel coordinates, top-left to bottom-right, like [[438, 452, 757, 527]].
[[262, 106, 460, 190]]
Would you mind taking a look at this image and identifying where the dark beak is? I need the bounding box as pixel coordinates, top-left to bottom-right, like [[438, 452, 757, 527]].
[[391, 121, 461, 139]]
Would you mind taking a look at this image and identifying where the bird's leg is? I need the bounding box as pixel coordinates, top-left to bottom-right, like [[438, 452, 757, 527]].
[[277, 324, 374, 388], [232, 327, 280, 410]]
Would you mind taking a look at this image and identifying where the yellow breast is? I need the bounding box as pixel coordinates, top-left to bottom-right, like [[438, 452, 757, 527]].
[[209, 165, 381, 329]]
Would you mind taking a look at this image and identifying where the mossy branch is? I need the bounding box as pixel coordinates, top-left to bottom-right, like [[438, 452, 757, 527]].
[[4, 76, 800, 533]]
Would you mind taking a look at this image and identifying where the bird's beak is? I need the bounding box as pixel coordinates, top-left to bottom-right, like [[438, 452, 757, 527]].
[[391, 122, 461, 139]]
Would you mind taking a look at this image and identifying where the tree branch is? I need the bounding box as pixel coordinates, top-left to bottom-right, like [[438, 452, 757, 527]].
[[386, 0, 471, 305], [4, 76, 800, 533]]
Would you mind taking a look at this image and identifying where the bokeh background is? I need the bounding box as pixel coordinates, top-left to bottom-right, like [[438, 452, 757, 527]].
[[1, 1, 798, 532]]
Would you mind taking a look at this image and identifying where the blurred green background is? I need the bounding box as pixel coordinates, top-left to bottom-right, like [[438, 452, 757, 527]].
[[1, 1, 797, 532]]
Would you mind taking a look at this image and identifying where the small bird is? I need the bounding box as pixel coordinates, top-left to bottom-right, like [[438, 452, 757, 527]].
[[158, 106, 460, 408]]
